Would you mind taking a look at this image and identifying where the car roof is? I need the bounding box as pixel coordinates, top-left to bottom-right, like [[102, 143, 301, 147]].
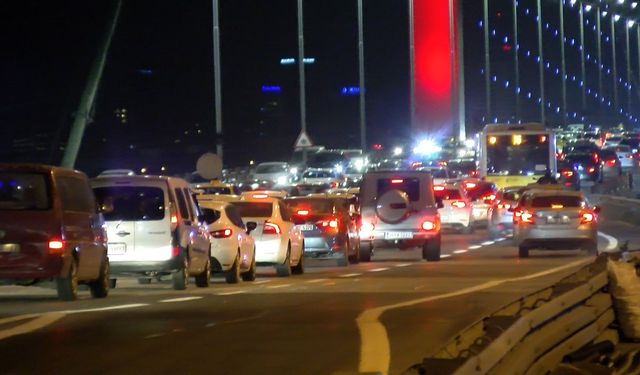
[[197, 200, 229, 210]]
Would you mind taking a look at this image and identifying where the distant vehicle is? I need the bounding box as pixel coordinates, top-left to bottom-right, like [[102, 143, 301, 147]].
[[191, 180, 235, 195], [0, 164, 110, 300], [359, 170, 442, 261], [433, 183, 473, 234], [253, 162, 290, 186], [462, 179, 498, 227], [231, 195, 304, 276], [479, 123, 557, 188], [513, 189, 599, 257], [604, 136, 623, 147], [606, 145, 634, 170], [599, 148, 623, 177], [198, 200, 257, 284], [293, 169, 342, 196], [285, 196, 360, 266], [98, 169, 135, 177], [564, 152, 603, 184], [446, 159, 478, 178], [619, 138, 640, 154], [307, 151, 349, 172], [487, 186, 526, 239], [557, 161, 581, 191], [92, 175, 212, 290], [417, 166, 449, 185]]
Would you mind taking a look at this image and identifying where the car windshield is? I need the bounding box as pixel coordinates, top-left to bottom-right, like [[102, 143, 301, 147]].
[[531, 195, 584, 208], [435, 189, 461, 200], [565, 153, 596, 165], [285, 199, 335, 215], [600, 150, 617, 159], [377, 177, 420, 201], [0, 172, 50, 211], [447, 161, 476, 177], [256, 164, 286, 173], [231, 202, 273, 217], [486, 135, 550, 175], [93, 186, 165, 221], [426, 169, 447, 179]]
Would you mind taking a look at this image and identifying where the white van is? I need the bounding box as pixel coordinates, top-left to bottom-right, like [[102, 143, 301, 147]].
[[92, 176, 211, 290]]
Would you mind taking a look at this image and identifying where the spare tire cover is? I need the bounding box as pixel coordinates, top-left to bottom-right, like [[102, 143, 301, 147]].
[[376, 189, 410, 224]]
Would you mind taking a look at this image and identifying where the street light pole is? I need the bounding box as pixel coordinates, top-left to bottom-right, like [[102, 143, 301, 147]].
[[357, 0, 367, 151], [612, 14, 619, 112], [409, 0, 416, 130], [297, 0, 307, 164], [626, 20, 632, 113], [513, 0, 520, 121], [579, 2, 586, 110], [559, 0, 567, 126], [597, 7, 603, 108], [536, 0, 545, 125], [483, 0, 491, 123], [457, 0, 466, 140], [212, 0, 223, 161]]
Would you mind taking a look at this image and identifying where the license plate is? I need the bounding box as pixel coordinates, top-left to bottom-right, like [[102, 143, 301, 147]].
[[547, 216, 569, 224], [384, 232, 413, 240], [299, 224, 315, 231], [108, 243, 126, 255], [0, 244, 20, 253]]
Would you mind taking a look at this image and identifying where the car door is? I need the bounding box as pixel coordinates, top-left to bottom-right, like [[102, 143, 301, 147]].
[[226, 205, 254, 269], [56, 175, 103, 280], [182, 187, 210, 270], [278, 200, 303, 262]]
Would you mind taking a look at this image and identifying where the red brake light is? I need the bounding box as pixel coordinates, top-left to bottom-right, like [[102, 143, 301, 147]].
[[471, 171, 478, 176], [330, 181, 338, 188], [451, 201, 467, 208], [483, 194, 496, 202], [465, 182, 477, 189], [561, 171, 574, 177], [588, 167, 596, 173], [211, 228, 233, 238], [391, 179, 404, 184], [580, 210, 596, 224], [520, 210, 535, 224], [421, 220, 436, 231], [592, 153, 599, 163], [48, 239, 65, 255], [318, 217, 339, 230], [296, 209, 310, 216], [433, 185, 445, 191], [497, 203, 511, 209], [606, 159, 617, 167], [172, 246, 181, 257], [263, 221, 281, 235], [171, 215, 178, 224]]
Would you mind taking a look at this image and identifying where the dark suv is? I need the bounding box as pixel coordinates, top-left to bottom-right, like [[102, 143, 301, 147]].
[[358, 171, 442, 261], [0, 164, 110, 300]]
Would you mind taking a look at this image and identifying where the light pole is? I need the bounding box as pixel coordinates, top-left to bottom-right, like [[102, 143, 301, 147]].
[[357, 0, 366, 150], [297, 0, 307, 164], [483, 0, 491, 122], [409, 0, 416, 130], [457, 0, 466, 139], [212, 0, 223, 160], [536, 0, 545, 125], [626, 20, 632, 113], [559, 0, 567, 125], [579, 2, 586, 110], [513, 0, 520, 121], [597, 7, 603, 108], [612, 14, 619, 112]]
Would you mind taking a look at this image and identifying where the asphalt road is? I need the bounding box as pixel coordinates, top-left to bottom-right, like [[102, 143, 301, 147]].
[[0, 222, 629, 375]]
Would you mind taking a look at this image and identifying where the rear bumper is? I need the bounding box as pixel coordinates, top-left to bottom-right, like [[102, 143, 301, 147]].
[[303, 235, 347, 258], [255, 238, 287, 265], [517, 226, 597, 248], [210, 239, 237, 271], [110, 258, 182, 274]]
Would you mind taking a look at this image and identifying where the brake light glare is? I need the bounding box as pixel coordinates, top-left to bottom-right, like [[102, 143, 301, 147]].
[[451, 201, 466, 208], [497, 203, 511, 210], [391, 179, 404, 184], [483, 194, 496, 202], [48, 239, 65, 255], [465, 182, 477, 189], [588, 167, 596, 174], [318, 218, 339, 229], [171, 215, 178, 224], [606, 159, 617, 167], [263, 221, 281, 235], [520, 211, 535, 224], [253, 194, 268, 199], [561, 171, 574, 177], [172, 246, 181, 257], [433, 185, 445, 191], [580, 211, 596, 224], [211, 228, 233, 238], [360, 222, 375, 232], [421, 220, 436, 231], [296, 209, 310, 216]]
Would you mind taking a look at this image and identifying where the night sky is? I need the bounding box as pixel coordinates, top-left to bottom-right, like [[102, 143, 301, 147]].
[[1, 0, 638, 176]]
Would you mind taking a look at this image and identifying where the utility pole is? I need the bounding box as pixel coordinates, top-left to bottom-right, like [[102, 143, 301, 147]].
[[612, 14, 619, 112], [536, 0, 545, 126], [559, 0, 567, 126], [457, 0, 466, 140], [297, 0, 308, 164], [409, 0, 416, 130], [212, 0, 223, 161], [513, 0, 520, 121], [357, 0, 367, 151], [61, 0, 122, 168], [483, 0, 491, 122], [626, 20, 632, 113], [579, 2, 586, 110]]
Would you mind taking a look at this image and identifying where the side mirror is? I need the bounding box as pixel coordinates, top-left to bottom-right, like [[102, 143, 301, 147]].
[[593, 206, 601, 214], [246, 221, 257, 234]]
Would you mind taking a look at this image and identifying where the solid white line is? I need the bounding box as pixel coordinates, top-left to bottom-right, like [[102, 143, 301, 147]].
[[440, 254, 452, 259], [340, 273, 363, 278], [453, 249, 468, 254], [598, 231, 619, 252], [394, 263, 412, 267], [0, 313, 66, 341], [369, 267, 389, 272], [495, 237, 506, 242], [482, 241, 495, 246], [216, 291, 247, 296], [266, 284, 291, 289], [305, 278, 328, 283], [62, 303, 150, 314], [356, 257, 591, 375], [468, 245, 482, 250], [158, 297, 202, 303], [253, 280, 271, 285]]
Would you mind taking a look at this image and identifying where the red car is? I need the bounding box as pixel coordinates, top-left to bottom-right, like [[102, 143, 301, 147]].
[[0, 164, 110, 300]]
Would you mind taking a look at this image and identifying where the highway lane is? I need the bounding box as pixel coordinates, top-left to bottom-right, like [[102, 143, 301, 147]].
[[0, 224, 628, 375]]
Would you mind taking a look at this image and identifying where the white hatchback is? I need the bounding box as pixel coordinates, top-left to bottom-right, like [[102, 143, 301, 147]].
[[434, 184, 473, 233], [231, 196, 305, 276], [198, 200, 257, 284]]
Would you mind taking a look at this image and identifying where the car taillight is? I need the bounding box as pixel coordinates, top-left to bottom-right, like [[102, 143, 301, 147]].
[[513, 210, 523, 223], [592, 153, 600, 163], [296, 209, 310, 216], [421, 220, 437, 231], [580, 210, 596, 224], [520, 210, 535, 224], [465, 182, 477, 189], [317, 217, 339, 231], [451, 201, 466, 208], [561, 171, 574, 178], [263, 221, 281, 235], [391, 179, 404, 184], [588, 167, 596, 173], [433, 185, 445, 191], [606, 159, 617, 167], [48, 239, 65, 255], [471, 170, 478, 177], [497, 202, 511, 210], [172, 246, 181, 257], [483, 194, 496, 203], [211, 228, 233, 238], [329, 182, 338, 188]]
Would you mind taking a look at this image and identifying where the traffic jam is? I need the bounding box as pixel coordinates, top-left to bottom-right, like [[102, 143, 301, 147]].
[[1, 122, 629, 301]]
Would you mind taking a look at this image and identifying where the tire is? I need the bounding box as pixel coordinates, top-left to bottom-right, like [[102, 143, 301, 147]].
[[337, 243, 349, 267], [172, 256, 189, 290], [422, 235, 441, 262], [89, 258, 110, 298], [225, 252, 241, 284], [518, 245, 530, 258], [276, 245, 292, 277], [359, 243, 372, 262], [109, 278, 117, 289], [583, 240, 598, 255], [56, 258, 79, 301], [291, 246, 305, 275], [242, 252, 257, 281], [195, 258, 211, 288], [348, 240, 360, 264]]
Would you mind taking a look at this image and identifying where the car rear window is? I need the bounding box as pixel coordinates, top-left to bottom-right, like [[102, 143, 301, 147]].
[[613, 145, 631, 152], [531, 196, 584, 208], [256, 164, 287, 173], [434, 189, 461, 200], [377, 178, 420, 201], [201, 208, 221, 224], [0, 172, 50, 210], [426, 169, 447, 179], [285, 199, 334, 215], [231, 202, 273, 217], [94, 186, 165, 221]]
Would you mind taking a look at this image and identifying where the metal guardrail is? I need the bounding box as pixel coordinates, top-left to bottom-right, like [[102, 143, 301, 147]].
[[409, 258, 614, 375]]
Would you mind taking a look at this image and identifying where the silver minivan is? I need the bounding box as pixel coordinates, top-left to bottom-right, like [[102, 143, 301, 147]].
[[358, 171, 442, 261], [92, 176, 211, 290]]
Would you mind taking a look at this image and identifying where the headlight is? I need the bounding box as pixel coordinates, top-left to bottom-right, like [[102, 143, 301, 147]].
[[290, 167, 298, 175], [276, 175, 288, 185]]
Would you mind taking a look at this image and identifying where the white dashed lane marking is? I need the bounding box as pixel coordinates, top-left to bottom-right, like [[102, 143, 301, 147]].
[[369, 268, 389, 272], [158, 297, 203, 303], [216, 291, 247, 296], [340, 273, 363, 278], [266, 284, 291, 289], [468, 245, 482, 250], [453, 249, 468, 254]]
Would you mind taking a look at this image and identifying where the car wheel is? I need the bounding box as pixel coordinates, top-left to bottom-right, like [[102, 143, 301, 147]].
[[291, 248, 305, 275], [225, 252, 241, 284], [518, 245, 530, 258], [422, 235, 441, 262], [195, 258, 211, 288], [461, 223, 474, 234], [172, 255, 189, 290], [89, 258, 109, 298], [348, 240, 360, 264], [583, 240, 598, 255], [337, 242, 349, 267], [276, 245, 292, 277], [242, 252, 257, 281], [56, 257, 78, 301], [109, 278, 117, 289], [359, 242, 373, 262]]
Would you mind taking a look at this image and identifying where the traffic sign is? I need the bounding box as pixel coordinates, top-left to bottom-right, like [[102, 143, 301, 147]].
[[294, 131, 314, 148]]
